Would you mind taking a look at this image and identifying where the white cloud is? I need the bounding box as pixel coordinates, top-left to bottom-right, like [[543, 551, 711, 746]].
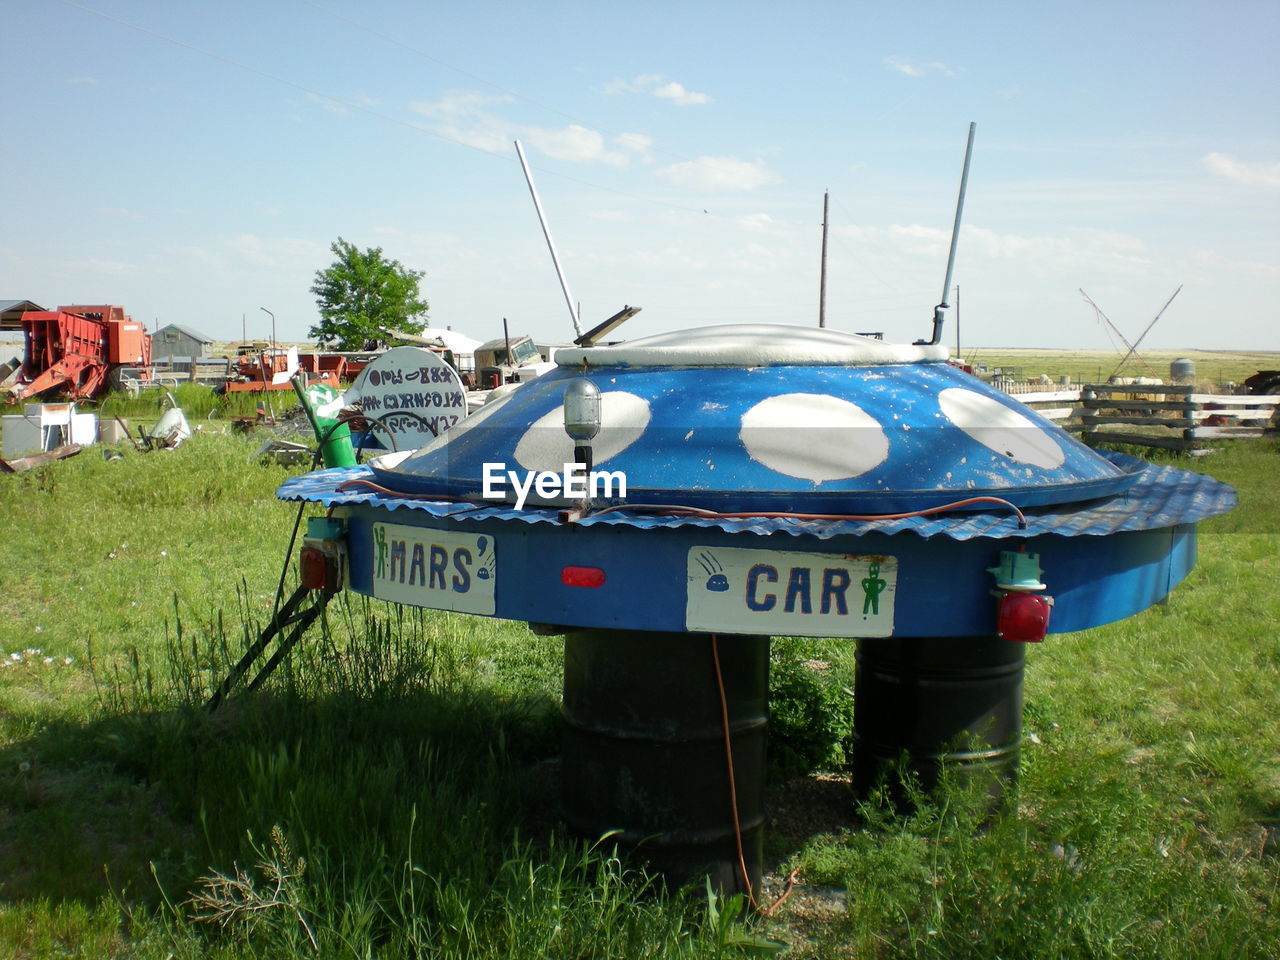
[[306, 92, 349, 114], [884, 56, 954, 78], [92, 206, 144, 220], [409, 92, 641, 166], [657, 157, 780, 192], [527, 124, 630, 167], [829, 223, 1153, 275], [736, 213, 779, 233], [615, 132, 654, 162], [304, 92, 378, 115], [607, 74, 713, 105], [1201, 152, 1280, 187], [652, 81, 712, 106], [588, 209, 634, 223], [408, 91, 514, 152], [226, 234, 328, 271], [67, 257, 134, 275]]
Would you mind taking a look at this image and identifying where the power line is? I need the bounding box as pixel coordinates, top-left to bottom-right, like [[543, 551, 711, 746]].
[[295, 0, 673, 159], [54, 0, 714, 218]]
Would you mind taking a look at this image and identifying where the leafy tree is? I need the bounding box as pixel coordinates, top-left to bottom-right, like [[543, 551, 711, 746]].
[[309, 238, 429, 349]]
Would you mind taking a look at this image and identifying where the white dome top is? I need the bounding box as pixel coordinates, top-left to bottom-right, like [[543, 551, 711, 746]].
[[555, 323, 950, 368]]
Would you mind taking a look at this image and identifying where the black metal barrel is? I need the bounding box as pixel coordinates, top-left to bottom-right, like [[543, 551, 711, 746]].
[[561, 629, 768, 895], [850, 636, 1025, 802]]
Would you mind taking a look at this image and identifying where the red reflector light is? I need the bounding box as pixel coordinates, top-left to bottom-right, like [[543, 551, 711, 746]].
[[561, 565, 606, 588], [996, 592, 1052, 643], [300, 545, 332, 591]]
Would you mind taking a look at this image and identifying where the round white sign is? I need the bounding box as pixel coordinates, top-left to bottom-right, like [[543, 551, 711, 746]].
[[345, 346, 467, 453]]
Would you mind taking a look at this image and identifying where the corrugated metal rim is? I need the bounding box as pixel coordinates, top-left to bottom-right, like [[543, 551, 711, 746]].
[[278, 451, 1234, 541]]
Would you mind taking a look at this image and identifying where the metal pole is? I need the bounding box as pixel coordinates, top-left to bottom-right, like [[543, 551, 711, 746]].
[[819, 190, 829, 328], [955, 284, 961, 357], [514, 140, 582, 338], [502, 317, 512, 381], [917, 122, 976, 346], [260, 306, 276, 350]]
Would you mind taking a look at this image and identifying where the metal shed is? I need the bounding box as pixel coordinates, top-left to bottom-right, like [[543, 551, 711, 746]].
[[153, 323, 215, 359], [0, 299, 47, 332]]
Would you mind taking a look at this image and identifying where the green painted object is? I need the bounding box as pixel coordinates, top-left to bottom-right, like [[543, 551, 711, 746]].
[[291, 377, 357, 468]]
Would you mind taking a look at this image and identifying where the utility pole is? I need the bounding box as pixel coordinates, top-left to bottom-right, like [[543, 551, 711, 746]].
[[818, 190, 829, 328]]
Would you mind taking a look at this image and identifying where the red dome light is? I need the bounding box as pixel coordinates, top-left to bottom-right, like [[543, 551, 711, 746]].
[[996, 592, 1052, 643]]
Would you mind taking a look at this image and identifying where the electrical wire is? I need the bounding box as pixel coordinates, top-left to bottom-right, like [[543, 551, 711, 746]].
[[584, 495, 1029, 529], [294, 0, 703, 167], [320, 479, 1030, 530], [709, 633, 757, 911], [55, 0, 720, 219], [710, 635, 825, 919], [333, 477, 480, 506]]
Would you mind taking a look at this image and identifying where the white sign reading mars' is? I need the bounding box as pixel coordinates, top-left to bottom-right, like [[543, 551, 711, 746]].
[[345, 346, 466, 452]]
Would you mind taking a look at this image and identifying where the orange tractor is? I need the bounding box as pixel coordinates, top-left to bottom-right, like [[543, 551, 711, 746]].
[[9, 305, 151, 400]]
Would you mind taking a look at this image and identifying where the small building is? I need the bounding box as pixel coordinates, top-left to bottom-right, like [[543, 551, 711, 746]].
[[0, 299, 47, 332], [153, 323, 215, 359]]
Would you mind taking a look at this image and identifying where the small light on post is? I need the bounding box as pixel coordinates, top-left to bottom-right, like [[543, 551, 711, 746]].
[[996, 592, 1052, 642], [563, 377, 601, 475], [300, 516, 346, 593], [988, 547, 1053, 642]]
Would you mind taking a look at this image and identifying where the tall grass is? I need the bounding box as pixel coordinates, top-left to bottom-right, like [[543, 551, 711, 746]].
[[0, 428, 1276, 957], [93, 384, 270, 424]]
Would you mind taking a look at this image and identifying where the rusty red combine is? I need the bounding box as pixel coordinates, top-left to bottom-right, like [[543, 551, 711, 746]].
[[223, 348, 378, 392], [10, 305, 151, 401]]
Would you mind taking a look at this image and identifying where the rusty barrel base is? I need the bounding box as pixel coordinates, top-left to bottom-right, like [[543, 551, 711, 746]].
[[850, 636, 1025, 804], [561, 629, 768, 895]]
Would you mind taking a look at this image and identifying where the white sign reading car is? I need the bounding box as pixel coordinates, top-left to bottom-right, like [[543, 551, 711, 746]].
[[686, 546, 897, 637], [345, 346, 466, 452]]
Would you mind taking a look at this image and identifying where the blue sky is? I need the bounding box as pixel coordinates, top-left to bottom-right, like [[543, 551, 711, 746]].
[[4, 0, 1277, 350]]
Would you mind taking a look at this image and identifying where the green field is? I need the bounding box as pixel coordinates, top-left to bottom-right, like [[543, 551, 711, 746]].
[[956, 347, 1278, 389], [0, 387, 1276, 958]]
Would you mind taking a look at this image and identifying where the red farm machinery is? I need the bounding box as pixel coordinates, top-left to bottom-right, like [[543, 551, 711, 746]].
[[8, 305, 151, 401]]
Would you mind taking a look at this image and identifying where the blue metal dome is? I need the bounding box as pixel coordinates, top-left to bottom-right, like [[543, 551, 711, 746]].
[[279, 321, 1235, 637], [369, 324, 1139, 512]]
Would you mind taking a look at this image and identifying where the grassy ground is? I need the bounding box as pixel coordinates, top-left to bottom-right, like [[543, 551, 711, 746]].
[[956, 347, 1278, 389], [0, 400, 1276, 957]]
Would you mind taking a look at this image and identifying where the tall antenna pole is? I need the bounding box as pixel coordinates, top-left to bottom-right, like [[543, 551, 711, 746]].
[[954, 284, 961, 357], [916, 121, 976, 345], [818, 190, 829, 328], [514, 139, 582, 338]]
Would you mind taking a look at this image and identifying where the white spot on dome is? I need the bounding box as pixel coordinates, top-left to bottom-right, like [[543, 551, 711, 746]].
[[739, 393, 888, 482], [514, 391, 651, 472], [937, 387, 1066, 469]]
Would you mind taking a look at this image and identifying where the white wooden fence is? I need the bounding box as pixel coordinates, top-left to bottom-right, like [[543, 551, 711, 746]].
[[1000, 383, 1278, 455]]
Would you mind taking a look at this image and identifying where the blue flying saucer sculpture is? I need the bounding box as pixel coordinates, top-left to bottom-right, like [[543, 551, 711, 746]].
[[278, 323, 1234, 894]]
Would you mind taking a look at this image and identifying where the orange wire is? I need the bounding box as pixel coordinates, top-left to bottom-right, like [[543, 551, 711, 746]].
[[586, 495, 1028, 529], [328, 480, 1027, 529], [333, 478, 476, 503], [710, 633, 757, 912]]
